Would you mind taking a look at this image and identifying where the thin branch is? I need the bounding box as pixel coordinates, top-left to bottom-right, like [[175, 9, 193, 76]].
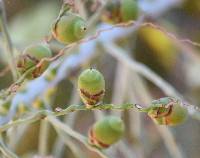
[[0, 138, 19, 158], [53, 83, 81, 158], [47, 116, 109, 158], [0, 103, 137, 133], [0, 65, 39, 99], [55, 128, 85, 158], [0, 0, 17, 81], [3, 18, 200, 98], [0, 95, 198, 133], [37, 20, 200, 68], [0, 16, 199, 102], [87, 0, 109, 29], [0, 66, 10, 78], [38, 120, 50, 156], [156, 126, 183, 158], [103, 43, 182, 98], [102, 42, 200, 116]]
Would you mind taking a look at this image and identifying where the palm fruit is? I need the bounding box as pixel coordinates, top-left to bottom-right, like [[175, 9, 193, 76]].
[[78, 68, 105, 108], [102, 0, 138, 24], [16, 43, 52, 79], [147, 97, 188, 126], [52, 12, 87, 44], [88, 116, 125, 148]]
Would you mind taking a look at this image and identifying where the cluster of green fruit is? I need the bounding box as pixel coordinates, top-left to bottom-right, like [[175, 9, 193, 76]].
[[15, 0, 139, 80], [77, 68, 188, 148], [16, 4, 87, 79], [14, 0, 188, 149]]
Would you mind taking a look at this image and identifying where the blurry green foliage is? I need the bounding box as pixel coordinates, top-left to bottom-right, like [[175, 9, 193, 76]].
[[9, 1, 59, 46]]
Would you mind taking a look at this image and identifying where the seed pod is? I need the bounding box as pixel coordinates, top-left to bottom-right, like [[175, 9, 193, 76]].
[[88, 116, 125, 148], [102, 0, 138, 24], [52, 12, 87, 44], [147, 97, 188, 126], [16, 43, 52, 79], [78, 68, 105, 108]]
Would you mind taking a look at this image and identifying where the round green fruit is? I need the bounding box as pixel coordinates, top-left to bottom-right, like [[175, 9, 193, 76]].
[[148, 97, 188, 126], [120, 0, 138, 22], [78, 68, 105, 108], [52, 12, 87, 44], [88, 116, 125, 148], [16, 43, 52, 79], [102, 0, 138, 24]]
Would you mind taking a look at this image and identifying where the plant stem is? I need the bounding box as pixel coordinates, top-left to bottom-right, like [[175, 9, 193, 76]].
[[0, 138, 19, 158], [0, 0, 17, 81], [38, 120, 50, 156], [47, 116, 110, 158], [55, 128, 84, 158], [0, 103, 140, 133]]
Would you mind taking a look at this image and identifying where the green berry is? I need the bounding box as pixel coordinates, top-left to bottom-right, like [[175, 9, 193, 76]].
[[88, 116, 125, 148], [147, 97, 188, 126], [120, 0, 138, 22], [52, 12, 87, 44], [102, 0, 138, 24], [16, 43, 52, 79], [78, 68, 105, 108]]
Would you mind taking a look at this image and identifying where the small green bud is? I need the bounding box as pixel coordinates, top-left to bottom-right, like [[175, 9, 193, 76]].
[[147, 97, 188, 126], [102, 0, 138, 24], [88, 116, 125, 148], [52, 12, 87, 44], [78, 68, 105, 108], [120, 0, 138, 22], [16, 43, 52, 79]]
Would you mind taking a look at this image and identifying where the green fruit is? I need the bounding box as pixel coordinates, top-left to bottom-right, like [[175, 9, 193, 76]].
[[88, 116, 125, 148], [102, 0, 138, 24], [16, 44, 52, 79], [78, 68, 105, 108], [52, 12, 87, 44], [148, 97, 188, 126], [120, 0, 138, 21]]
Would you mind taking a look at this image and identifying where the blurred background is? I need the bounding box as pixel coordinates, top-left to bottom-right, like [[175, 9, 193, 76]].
[[0, 0, 200, 158]]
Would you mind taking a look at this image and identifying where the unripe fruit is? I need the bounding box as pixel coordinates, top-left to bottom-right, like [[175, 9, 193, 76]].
[[147, 97, 188, 126], [52, 12, 87, 44], [88, 116, 125, 148], [16, 44, 52, 79], [102, 0, 138, 24], [78, 68, 105, 108]]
